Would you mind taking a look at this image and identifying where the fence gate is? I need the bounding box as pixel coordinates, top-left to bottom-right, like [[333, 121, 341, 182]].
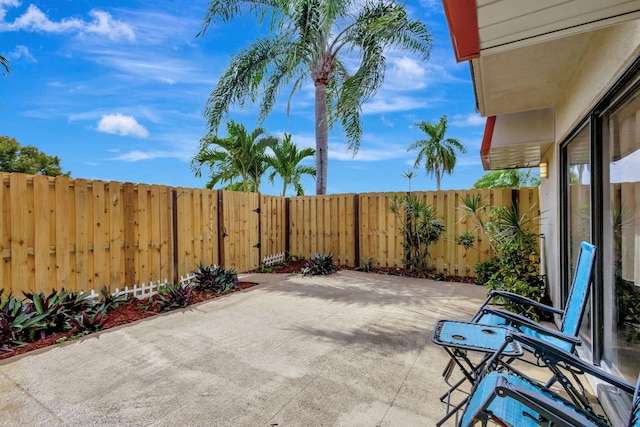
[[219, 190, 260, 272]]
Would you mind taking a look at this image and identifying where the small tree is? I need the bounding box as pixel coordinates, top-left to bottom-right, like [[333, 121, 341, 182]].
[[389, 195, 444, 273], [0, 136, 70, 176], [191, 121, 277, 191], [267, 133, 316, 196]]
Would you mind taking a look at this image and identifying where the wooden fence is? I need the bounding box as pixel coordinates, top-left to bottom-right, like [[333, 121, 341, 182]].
[[0, 172, 539, 296]]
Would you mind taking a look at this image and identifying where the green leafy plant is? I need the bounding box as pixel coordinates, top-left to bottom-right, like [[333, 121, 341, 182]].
[[67, 310, 107, 333], [389, 195, 445, 272], [156, 283, 194, 311], [456, 231, 476, 250], [356, 257, 375, 273], [301, 253, 336, 276], [459, 194, 546, 320], [192, 264, 238, 293], [0, 290, 49, 351], [99, 287, 129, 311]]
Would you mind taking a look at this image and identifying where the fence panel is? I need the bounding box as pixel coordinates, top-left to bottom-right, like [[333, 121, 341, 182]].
[[0, 171, 540, 295], [288, 194, 356, 266], [221, 190, 260, 272], [261, 195, 286, 259]]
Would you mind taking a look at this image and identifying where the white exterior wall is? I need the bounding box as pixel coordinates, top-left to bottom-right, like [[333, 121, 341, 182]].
[[541, 20, 640, 307]]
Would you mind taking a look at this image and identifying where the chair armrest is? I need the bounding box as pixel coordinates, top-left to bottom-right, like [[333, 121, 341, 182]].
[[488, 290, 564, 316], [509, 333, 636, 396], [480, 307, 582, 346]]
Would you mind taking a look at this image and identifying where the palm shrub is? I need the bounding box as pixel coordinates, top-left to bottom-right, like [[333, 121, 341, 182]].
[[192, 264, 238, 293], [458, 194, 546, 320], [389, 195, 444, 272], [302, 253, 336, 276]]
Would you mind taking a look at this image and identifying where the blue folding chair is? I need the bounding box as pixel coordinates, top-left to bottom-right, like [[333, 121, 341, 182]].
[[457, 333, 638, 427], [471, 241, 596, 354], [437, 242, 597, 423]]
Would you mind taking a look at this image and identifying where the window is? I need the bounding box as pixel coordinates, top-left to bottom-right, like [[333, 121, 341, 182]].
[[605, 89, 640, 381]]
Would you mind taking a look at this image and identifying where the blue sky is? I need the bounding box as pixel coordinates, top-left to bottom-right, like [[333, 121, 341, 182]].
[[0, 0, 488, 195]]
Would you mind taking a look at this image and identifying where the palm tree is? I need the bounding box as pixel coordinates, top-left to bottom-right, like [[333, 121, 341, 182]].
[[0, 55, 9, 78], [408, 115, 466, 191], [198, 0, 432, 194], [191, 120, 277, 192], [267, 133, 316, 196]]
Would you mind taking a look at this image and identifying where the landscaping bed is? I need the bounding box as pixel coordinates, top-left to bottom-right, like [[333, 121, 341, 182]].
[[0, 273, 257, 361]]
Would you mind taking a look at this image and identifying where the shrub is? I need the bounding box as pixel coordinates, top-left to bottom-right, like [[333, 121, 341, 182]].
[[459, 194, 546, 320], [157, 283, 194, 311], [389, 195, 444, 272], [301, 253, 336, 276], [356, 257, 375, 272], [0, 290, 49, 351], [99, 287, 129, 311], [193, 264, 238, 293]]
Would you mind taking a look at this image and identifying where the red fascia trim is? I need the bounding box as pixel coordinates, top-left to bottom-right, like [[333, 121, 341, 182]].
[[480, 116, 496, 170], [442, 0, 480, 62]]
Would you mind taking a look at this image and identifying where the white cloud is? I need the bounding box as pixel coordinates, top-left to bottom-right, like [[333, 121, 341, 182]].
[[451, 113, 485, 127], [97, 113, 149, 138], [329, 142, 409, 162], [9, 44, 35, 62], [84, 10, 135, 42], [385, 56, 428, 91], [108, 149, 193, 162], [0, 4, 134, 42], [362, 96, 427, 114]]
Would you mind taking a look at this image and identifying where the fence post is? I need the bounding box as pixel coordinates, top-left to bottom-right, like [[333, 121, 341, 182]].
[[171, 189, 179, 284], [217, 189, 225, 267], [354, 193, 360, 267], [285, 197, 290, 258]]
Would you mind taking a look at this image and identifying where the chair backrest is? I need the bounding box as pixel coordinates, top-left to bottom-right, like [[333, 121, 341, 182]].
[[560, 242, 596, 336], [630, 374, 640, 427]]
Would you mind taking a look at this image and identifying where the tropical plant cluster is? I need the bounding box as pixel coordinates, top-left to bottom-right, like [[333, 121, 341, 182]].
[[458, 194, 546, 320], [389, 195, 445, 273], [192, 122, 316, 196], [0, 287, 125, 352], [301, 253, 336, 276], [1, 264, 241, 353]]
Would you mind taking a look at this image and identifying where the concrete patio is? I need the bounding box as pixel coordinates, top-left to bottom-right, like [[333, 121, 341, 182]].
[[0, 270, 488, 426]]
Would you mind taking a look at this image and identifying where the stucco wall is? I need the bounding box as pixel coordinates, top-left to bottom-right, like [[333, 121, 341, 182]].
[[541, 20, 640, 309], [556, 20, 640, 141]]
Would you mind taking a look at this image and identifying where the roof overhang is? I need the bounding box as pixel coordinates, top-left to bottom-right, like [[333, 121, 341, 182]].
[[442, 0, 640, 170], [480, 109, 555, 170]]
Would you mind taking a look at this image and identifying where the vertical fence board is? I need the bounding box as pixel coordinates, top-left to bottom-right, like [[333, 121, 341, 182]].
[[137, 184, 150, 283], [33, 175, 51, 293], [74, 179, 90, 291], [54, 177, 72, 291], [10, 174, 28, 296]]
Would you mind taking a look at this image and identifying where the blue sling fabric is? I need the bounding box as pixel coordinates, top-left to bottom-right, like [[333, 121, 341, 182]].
[[459, 371, 598, 427]]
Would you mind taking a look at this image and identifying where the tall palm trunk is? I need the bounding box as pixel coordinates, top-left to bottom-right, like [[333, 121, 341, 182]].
[[315, 82, 328, 195]]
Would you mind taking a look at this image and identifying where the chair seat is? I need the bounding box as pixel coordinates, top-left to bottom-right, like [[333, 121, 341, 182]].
[[460, 371, 598, 427], [475, 312, 574, 353]]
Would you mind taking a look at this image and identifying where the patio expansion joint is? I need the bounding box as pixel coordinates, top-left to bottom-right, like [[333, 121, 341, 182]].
[[379, 341, 424, 423], [0, 369, 65, 423]]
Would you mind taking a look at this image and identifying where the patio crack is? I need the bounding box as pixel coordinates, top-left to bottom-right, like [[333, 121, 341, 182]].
[[0, 369, 65, 423], [380, 346, 422, 423]]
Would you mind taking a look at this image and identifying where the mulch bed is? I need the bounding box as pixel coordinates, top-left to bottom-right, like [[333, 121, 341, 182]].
[[0, 282, 258, 361]]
